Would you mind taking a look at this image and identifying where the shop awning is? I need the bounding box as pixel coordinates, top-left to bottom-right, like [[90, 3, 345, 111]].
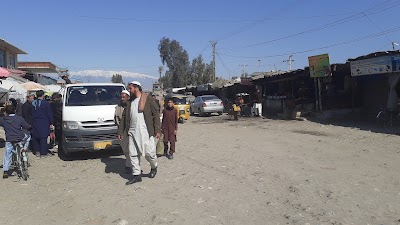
[[6, 68, 26, 76], [0, 67, 10, 78]]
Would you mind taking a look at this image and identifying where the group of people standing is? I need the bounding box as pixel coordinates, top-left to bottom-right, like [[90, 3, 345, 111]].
[[114, 81, 178, 185], [1, 90, 63, 178]]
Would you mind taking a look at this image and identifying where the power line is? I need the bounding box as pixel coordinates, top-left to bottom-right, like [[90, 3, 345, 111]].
[[216, 0, 311, 41], [362, 12, 393, 43], [216, 52, 233, 76], [78, 13, 357, 23], [219, 25, 400, 59], [223, 0, 400, 50]]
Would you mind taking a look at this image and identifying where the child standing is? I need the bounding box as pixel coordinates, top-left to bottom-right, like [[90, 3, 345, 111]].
[[0, 104, 31, 178], [161, 99, 178, 160]]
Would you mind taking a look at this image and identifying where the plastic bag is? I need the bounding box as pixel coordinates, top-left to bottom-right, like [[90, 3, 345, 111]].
[[156, 134, 165, 155]]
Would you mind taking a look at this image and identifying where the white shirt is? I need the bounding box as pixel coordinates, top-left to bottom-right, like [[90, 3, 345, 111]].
[[129, 97, 150, 154]]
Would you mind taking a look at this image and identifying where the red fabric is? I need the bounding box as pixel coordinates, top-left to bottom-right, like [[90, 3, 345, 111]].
[[0, 67, 10, 78]]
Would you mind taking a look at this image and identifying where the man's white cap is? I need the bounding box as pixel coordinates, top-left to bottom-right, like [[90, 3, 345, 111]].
[[129, 81, 142, 87], [121, 90, 130, 96]]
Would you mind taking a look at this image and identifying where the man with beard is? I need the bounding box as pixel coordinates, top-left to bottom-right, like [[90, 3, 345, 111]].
[[118, 81, 160, 185], [114, 90, 131, 173]]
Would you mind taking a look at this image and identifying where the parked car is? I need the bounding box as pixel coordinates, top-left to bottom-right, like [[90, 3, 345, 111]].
[[58, 83, 125, 158], [190, 95, 224, 116]]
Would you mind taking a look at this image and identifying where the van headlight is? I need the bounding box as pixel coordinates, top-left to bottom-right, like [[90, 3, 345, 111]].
[[63, 121, 79, 130]]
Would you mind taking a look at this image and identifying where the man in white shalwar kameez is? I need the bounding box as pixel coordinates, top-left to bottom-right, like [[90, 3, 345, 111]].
[[118, 81, 161, 185]]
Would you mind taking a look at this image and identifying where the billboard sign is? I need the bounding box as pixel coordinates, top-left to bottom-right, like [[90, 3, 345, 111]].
[[308, 54, 331, 78], [350, 56, 394, 76]]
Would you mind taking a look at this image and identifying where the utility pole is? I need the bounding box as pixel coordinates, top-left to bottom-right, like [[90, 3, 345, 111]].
[[283, 55, 294, 71], [239, 64, 248, 77], [158, 66, 164, 80], [210, 41, 217, 83]]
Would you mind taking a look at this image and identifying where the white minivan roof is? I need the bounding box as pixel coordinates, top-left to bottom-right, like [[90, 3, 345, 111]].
[[65, 83, 125, 87]]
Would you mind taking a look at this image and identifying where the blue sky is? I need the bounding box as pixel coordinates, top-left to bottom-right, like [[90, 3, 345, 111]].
[[2, 0, 400, 80]]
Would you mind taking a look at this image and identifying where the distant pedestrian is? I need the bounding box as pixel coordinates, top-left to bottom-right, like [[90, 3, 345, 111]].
[[31, 90, 54, 157], [152, 94, 161, 112], [0, 104, 31, 178], [114, 90, 131, 173], [51, 93, 63, 146], [21, 94, 35, 125], [61, 75, 72, 84], [118, 81, 161, 185], [162, 99, 178, 159]]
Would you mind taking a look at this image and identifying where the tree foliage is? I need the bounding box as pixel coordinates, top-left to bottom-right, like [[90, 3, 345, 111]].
[[158, 37, 213, 89], [111, 74, 124, 84]]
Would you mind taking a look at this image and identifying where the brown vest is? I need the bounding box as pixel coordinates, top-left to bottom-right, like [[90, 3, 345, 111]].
[[118, 93, 161, 137]]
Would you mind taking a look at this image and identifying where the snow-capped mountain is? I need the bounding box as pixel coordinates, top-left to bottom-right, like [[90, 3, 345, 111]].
[[69, 70, 158, 89]]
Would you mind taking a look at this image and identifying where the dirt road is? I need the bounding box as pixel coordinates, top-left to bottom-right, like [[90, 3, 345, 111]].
[[0, 115, 399, 225]]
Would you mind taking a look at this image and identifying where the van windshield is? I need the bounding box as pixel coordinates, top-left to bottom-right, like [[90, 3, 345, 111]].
[[65, 85, 124, 106]]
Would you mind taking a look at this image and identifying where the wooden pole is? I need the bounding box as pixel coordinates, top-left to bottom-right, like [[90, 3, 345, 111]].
[[314, 78, 318, 111], [318, 77, 322, 111]]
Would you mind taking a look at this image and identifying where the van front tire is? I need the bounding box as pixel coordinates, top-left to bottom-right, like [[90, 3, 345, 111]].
[[58, 142, 71, 160]]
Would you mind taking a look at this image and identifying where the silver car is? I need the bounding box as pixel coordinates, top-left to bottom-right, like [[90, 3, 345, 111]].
[[190, 95, 224, 116]]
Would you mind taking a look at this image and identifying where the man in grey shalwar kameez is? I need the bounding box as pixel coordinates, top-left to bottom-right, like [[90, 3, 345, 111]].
[[118, 81, 161, 185]]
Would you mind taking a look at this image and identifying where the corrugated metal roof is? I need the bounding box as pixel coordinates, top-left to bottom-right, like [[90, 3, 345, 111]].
[[348, 50, 400, 61], [250, 71, 288, 81]]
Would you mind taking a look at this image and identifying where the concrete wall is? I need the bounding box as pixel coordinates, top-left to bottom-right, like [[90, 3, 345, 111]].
[[0, 45, 18, 69]]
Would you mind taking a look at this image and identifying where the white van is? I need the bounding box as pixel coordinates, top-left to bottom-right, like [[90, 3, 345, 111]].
[[58, 83, 125, 157]]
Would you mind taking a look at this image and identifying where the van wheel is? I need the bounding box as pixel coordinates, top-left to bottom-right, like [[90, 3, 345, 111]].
[[178, 117, 184, 124], [58, 142, 71, 161], [218, 112, 223, 116]]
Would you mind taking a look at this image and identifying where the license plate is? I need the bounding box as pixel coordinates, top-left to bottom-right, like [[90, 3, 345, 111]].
[[94, 141, 112, 150]]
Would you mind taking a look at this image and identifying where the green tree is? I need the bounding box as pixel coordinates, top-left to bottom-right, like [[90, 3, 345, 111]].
[[158, 37, 190, 88], [159, 71, 172, 89], [111, 74, 124, 84], [158, 37, 216, 88], [189, 55, 205, 85], [202, 63, 214, 84]]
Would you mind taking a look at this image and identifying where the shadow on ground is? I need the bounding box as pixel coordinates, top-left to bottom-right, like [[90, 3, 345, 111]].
[[307, 114, 400, 136], [101, 157, 132, 180], [100, 156, 154, 181], [58, 148, 123, 161]]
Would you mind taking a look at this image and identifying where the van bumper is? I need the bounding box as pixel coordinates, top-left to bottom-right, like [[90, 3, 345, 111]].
[[62, 128, 121, 153]]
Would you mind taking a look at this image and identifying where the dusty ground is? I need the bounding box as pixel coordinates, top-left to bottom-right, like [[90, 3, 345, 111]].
[[0, 115, 400, 225]]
